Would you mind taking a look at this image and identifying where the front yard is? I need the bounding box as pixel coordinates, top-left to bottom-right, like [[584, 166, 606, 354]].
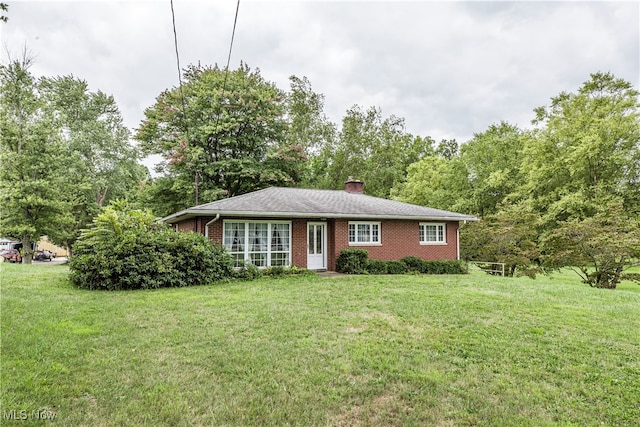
[[1, 264, 639, 425]]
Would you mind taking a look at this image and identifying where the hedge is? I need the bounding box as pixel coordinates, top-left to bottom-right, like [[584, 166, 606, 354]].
[[336, 249, 467, 275]]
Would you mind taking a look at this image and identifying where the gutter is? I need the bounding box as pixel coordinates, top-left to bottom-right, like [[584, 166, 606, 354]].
[[162, 209, 478, 224]]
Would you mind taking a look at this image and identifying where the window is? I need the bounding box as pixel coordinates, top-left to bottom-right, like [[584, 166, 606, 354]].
[[223, 221, 291, 267], [348, 221, 381, 245], [420, 223, 446, 244]]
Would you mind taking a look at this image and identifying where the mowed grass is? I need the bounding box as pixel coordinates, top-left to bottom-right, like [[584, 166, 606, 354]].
[[1, 264, 639, 426]]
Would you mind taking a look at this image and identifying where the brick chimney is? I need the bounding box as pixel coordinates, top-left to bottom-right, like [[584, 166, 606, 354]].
[[344, 176, 364, 194]]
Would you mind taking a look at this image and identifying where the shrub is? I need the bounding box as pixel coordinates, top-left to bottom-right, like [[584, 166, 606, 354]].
[[385, 260, 408, 274], [233, 263, 263, 280], [401, 256, 424, 273], [336, 249, 369, 274], [424, 260, 467, 274], [69, 202, 234, 290], [366, 259, 388, 274]]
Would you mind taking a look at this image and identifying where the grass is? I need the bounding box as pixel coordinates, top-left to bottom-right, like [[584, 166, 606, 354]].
[[1, 264, 639, 426]]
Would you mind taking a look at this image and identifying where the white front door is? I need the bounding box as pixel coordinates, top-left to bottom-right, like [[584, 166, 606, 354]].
[[307, 222, 327, 270]]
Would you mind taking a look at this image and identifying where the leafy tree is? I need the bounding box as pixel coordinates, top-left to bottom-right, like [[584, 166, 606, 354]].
[[540, 202, 640, 289], [391, 154, 469, 212], [1, 59, 146, 260], [281, 76, 337, 156], [522, 72, 640, 224], [0, 59, 68, 262], [460, 204, 541, 278], [136, 63, 305, 209], [1, 2, 8, 23], [313, 105, 433, 197], [435, 139, 459, 160], [458, 122, 526, 217], [38, 76, 146, 250]]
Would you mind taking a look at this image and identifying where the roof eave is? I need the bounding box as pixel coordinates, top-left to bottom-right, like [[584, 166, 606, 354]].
[[161, 209, 478, 223]]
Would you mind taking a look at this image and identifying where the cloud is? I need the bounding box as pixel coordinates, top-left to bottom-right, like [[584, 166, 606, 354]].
[[2, 0, 638, 149]]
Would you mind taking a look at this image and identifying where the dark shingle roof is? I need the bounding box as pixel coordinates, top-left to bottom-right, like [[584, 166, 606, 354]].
[[162, 187, 477, 223]]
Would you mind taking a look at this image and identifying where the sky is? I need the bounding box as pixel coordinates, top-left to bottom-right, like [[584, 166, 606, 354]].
[[2, 0, 639, 166]]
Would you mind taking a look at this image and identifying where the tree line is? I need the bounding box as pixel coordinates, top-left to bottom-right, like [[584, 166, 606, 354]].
[[2, 58, 638, 287]]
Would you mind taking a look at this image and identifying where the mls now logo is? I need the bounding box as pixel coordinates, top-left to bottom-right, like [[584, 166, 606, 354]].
[[3, 409, 57, 421]]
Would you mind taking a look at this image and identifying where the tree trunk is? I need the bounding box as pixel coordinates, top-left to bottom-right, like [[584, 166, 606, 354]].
[[21, 237, 33, 264]]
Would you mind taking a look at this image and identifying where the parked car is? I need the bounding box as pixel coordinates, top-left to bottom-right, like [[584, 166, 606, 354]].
[[34, 250, 54, 262], [1, 249, 22, 263]]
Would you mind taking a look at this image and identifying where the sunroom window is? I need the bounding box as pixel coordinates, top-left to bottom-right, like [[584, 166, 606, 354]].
[[223, 221, 291, 267]]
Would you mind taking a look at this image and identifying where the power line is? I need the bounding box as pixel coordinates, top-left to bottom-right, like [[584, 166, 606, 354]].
[[169, 0, 242, 205]]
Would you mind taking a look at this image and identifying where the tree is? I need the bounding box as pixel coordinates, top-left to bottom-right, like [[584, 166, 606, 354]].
[[460, 204, 541, 278], [1, 59, 146, 260], [391, 155, 469, 212], [313, 105, 433, 197], [458, 122, 526, 217], [38, 76, 146, 250], [522, 72, 640, 224], [0, 59, 68, 262], [136, 63, 305, 209], [435, 139, 459, 160], [1, 2, 8, 23], [540, 202, 640, 289]]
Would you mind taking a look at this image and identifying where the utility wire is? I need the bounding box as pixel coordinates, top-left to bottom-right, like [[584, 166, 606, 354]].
[[214, 0, 241, 138], [170, 0, 188, 132], [170, 0, 241, 204]]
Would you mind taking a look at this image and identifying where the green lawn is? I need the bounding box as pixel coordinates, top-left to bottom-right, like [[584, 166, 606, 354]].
[[1, 264, 639, 426]]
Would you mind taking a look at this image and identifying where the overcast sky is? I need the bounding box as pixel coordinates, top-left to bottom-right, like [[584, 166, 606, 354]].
[[2, 1, 639, 152]]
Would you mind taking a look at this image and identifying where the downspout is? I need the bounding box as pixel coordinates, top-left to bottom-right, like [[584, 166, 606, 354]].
[[204, 214, 221, 239], [457, 225, 460, 260]]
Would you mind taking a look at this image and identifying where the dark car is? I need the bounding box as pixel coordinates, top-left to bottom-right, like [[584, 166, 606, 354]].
[[1, 249, 22, 263], [34, 250, 54, 262]]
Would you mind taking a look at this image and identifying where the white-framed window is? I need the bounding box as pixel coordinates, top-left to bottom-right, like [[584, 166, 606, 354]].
[[223, 221, 291, 268], [348, 221, 381, 245], [420, 223, 446, 244]]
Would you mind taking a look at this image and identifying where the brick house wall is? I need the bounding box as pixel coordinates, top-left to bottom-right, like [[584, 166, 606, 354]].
[[177, 216, 459, 271], [329, 219, 459, 271]]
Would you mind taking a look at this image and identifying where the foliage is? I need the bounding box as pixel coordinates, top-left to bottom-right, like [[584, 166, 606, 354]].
[[233, 262, 263, 280], [540, 203, 640, 289], [366, 259, 388, 274], [457, 122, 526, 217], [460, 205, 541, 278], [38, 75, 145, 250], [391, 154, 469, 212], [400, 257, 467, 274], [1, 2, 7, 22], [522, 72, 640, 224], [0, 58, 69, 262], [285, 76, 338, 186], [0, 59, 144, 261], [385, 260, 408, 274], [69, 202, 234, 290], [136, 63, 304, 208], [621, 272, 640, 285], [311, 106, 434, 197], [365, 257, 467, 275], [336, 248, 369, 274]]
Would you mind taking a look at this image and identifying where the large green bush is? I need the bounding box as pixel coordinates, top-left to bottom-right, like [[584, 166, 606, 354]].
[[336, 249, 369, 274], [69, 203, 234, 290]]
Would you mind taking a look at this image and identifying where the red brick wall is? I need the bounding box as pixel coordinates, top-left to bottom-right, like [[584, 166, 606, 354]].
[[328, 219, 459, 270], [177, 216, 459, 271], [291, 219, 307, 268]]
